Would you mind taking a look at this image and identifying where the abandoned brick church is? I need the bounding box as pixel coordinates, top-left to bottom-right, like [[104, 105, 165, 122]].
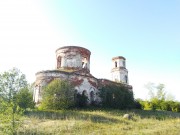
[[33, 46, 132, 104]]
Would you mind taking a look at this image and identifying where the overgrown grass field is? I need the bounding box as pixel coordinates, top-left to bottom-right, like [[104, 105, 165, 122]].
[[8, 108, 180, 135]]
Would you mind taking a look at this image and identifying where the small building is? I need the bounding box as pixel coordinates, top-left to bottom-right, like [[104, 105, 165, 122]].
[[33, 46, 132, 104]]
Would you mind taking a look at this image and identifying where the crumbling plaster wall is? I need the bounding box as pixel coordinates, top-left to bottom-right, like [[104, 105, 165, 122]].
[[111, 69, 128, 84], [34, 71, 100, 104], [70, 76, 100, 103]]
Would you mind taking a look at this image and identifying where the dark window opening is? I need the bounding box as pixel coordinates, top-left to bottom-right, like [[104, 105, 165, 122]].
[[115, 61, 117, 67], [82, 90, 88, 97]]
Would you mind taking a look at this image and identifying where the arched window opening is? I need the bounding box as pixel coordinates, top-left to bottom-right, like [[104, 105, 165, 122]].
[[82, 90, 88, 97], [82, 57, 87, 68], [57, 56, 61, 69], [115, 61, 117, 68]]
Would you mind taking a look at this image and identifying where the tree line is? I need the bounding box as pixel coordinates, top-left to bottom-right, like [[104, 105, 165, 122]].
[[135, 83, 180, 112]]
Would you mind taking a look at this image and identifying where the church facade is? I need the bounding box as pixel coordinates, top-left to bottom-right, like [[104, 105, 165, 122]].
[[33, 46, 132, 104]]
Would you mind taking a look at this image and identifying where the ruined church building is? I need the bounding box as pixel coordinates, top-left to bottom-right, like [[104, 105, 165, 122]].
[[33, 46, 132, 104]]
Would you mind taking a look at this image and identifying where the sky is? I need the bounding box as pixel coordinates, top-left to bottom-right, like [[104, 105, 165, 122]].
[[0, 0, 180, 101]]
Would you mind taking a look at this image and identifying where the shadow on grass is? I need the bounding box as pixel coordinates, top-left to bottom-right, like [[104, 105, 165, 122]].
[[24, 110, 121, 124]]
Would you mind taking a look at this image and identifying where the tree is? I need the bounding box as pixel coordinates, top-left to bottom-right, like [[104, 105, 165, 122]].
[[145, 82, 156, 100], [145, 82, 166, 101], [0, 68, 28, 102], [40, 79, 75, 110], [156, 84, 166, 101], [14, 87, 35, 110], [0, 68, 28, 134]]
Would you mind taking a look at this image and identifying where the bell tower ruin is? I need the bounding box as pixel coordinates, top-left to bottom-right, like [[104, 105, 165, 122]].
[[111, 56, 129, 84]]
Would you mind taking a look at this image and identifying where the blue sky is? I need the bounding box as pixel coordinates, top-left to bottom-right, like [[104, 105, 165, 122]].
[[43, 0, 180, 67], [0, 0, 180, 100]]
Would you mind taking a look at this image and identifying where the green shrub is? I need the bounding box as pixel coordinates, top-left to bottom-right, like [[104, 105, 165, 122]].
[[160, 101, 171, 111], [138, 99, 180, 112], [170, 102, 180, 112], [40, 79, 74, 110], [141, 101, 152, 110]]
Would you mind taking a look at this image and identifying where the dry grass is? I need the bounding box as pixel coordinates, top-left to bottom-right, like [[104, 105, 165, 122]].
[[13, 109, 180, 135]]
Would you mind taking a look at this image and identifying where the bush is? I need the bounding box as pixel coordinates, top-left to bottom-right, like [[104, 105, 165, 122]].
[[99, 84, 134, 109], [170, 102, 180, 112], [40, 79, 74, 110], [160, 101, 171, 111], [138, 99, 180, 112]]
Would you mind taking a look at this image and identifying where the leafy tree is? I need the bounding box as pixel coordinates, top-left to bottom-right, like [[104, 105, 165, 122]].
[[0, 68, 28, 102], [14, 87, 35, 110], [145, 83, 166, 101], [145, 82, 156, 99], [170, 101, 180, 112], [156, 84, 166, 101], [166, 93, 175, 101], [151, 98, 161, 110], [160, 101, 171, 111], [143, 101, 155, 110], [40, 79, 74, 110], [0, 68, 28, 134]]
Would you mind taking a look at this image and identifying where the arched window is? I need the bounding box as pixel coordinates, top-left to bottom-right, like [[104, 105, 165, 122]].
[[57, 56, 61, 69], [82, 90, 88, 97], [82, 57, 87, 68], [115, 61, 117, 67]]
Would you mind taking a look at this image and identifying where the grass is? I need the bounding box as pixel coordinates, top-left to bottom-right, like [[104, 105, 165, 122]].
[[12, 108, 180, 135]]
